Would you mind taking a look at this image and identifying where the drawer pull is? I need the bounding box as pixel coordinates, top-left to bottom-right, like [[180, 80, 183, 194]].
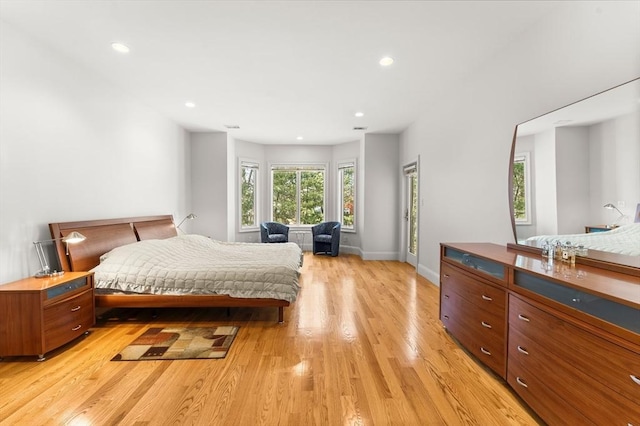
[[480, 347, 491, 356], [71, 325, 82, 331], [70, 305, 81, 312], [481, 321, 492, 329], [518, 314, 530, 322], [443, 315, 450, 320], [444, 294, 450, 299], [631, 375, 640, 386], [481, 295, 492, 301], [517, 346, 529, 355], [443, 274, 450, 279], [516, 377, 528, 388]]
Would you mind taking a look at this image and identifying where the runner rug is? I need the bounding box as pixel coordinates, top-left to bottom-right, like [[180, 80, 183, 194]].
[[112, 326, 239, 361]]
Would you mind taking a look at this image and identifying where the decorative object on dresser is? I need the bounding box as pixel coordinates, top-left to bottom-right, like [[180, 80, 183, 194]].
[[0, 272, 95, 361], [439, 242, 639, 425]]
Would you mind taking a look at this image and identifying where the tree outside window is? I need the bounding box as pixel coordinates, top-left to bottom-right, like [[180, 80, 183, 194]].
[[240, 161, 259, 229], [513, 153, 530, 223], [339, 163, 355, 229], [272, 165, 325, 225]]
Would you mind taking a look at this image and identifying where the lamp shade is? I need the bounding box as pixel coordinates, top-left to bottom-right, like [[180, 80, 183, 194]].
[[63, 231, 86, 244]]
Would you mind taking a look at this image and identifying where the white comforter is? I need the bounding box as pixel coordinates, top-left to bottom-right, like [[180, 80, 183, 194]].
[[526, 223, 640, 257], [91, 235, 302, 302]]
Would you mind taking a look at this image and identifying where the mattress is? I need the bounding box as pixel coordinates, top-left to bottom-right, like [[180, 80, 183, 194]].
[[91, 235, 302, 302], [525, 223, 640, 257]]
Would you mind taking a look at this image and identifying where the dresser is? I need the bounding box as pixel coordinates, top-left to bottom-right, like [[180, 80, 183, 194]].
[[0, 272, 95, 361], [440, 243, 639, 425]]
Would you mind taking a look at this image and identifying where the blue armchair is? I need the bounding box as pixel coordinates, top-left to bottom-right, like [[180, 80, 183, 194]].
[[311, 221, 341, 256], [260, 222, 289, 243]]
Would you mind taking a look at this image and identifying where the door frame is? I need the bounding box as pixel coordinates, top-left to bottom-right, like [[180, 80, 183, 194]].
[[401, 158, 419, 269]]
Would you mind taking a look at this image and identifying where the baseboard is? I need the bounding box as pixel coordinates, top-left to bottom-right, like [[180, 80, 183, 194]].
[[361, 251, 400, 261], [418, 264, 440, 287]]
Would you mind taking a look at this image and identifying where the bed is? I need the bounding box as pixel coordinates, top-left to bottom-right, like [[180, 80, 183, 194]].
[[525, 223, 640, 257], [49, 215, 302, 322]]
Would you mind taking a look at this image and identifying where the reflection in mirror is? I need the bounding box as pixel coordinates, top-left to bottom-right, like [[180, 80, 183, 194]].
[[510, 78, 640, 269]]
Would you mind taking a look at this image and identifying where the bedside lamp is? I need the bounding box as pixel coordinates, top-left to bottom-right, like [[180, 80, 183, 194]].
[[603, 203, 625, 227], [177, 213, 197, 232], [33, 231, 86, 278]]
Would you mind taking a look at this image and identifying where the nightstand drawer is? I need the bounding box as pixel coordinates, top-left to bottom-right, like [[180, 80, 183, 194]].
[[43, 289, 94, 351]]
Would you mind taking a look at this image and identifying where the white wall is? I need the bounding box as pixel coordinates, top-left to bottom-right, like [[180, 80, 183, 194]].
[[190, 132, 228, 240], [535, 129, 559, 236], [589, 112, 640, 224], [555, 127, 590, 234], [361, 134, 399, 260], [399, 1, 640, 285], [0, 22, 190, 284]]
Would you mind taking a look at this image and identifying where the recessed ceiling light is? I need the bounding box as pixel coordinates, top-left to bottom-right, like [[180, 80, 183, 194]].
[[355, 112, 364, 117], [296, 136, 303, 141], [379, 56, 394, 66], [224, 124, 240, 129], [185, 102, 196, 108], [111, 42, 130, 53]]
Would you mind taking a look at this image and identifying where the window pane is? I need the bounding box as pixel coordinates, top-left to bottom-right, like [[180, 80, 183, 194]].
[[273, 170, 297, 224], [240, 165, 257, 227], [513, 160, 526, 220], [300, 170, 324, 225], [340, 166, 355, 227]]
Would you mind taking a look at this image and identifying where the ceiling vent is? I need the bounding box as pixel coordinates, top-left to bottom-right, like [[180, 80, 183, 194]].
[[224, 124, 240, 129], [353, 126, 368, 131]]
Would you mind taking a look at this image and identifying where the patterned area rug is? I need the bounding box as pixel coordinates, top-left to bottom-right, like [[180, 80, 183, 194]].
[[112, 326, 239, 361]]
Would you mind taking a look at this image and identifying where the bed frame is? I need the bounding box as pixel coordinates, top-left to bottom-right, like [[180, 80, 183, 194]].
[[49, 215, 290, 322]]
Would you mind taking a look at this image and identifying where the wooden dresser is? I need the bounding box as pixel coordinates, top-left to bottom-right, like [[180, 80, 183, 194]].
[[440, 243, 639, 426], [0, 272, 95, 361]]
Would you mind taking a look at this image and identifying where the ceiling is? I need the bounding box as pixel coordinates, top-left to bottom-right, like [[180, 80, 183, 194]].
[[0, 1, 563, 145]]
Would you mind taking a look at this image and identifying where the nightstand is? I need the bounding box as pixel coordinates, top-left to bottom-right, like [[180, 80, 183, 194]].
[[0, 271, 95, 361], [584, 225, 618, 233]]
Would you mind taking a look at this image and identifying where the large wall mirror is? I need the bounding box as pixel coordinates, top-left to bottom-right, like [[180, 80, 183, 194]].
[[509, 78, 640, 271]]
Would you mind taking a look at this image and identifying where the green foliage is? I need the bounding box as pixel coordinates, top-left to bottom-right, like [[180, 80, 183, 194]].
[[241, 165, 257, 227], [341, 167, 355, 227], [272, 169, 325, 225], [512, 161, 526, 219]]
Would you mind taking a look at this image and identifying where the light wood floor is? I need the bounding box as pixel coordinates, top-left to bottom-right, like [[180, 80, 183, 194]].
[[0, 254, 542, 425]]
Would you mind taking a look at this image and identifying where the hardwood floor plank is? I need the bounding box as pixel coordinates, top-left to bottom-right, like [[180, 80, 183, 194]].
[[0, 253, 542, 425]]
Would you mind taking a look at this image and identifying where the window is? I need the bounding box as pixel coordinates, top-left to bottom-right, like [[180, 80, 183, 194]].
[[240, 160, 259, 229], [271, 164, 325, 225], [512, 152, 531, 224], [338, 161, 355, 230]]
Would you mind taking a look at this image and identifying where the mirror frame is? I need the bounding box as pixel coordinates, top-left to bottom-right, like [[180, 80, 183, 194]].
[[507, 79, 640, 276]]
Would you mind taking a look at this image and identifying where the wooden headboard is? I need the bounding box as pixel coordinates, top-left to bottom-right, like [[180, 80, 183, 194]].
[[49, 215, 177, 272]]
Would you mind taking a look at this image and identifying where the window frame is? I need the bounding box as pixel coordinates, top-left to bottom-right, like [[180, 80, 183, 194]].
[[238, 158, 260, 232], [337, 159, 356, 232], [513, 152, 532, 225], [269, 162, 327, 226]]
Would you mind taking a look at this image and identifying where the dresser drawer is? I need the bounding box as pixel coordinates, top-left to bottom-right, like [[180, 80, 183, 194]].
[[441, 263, 506, 314], [441, 280, 505, 335], [43, 289, 94, 352], [441, 296, 505, 378], [509, 326, 640, 425], [509, 294, 640, 403], [508, 357, 595, 426], [45, 275, 91, 304]]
